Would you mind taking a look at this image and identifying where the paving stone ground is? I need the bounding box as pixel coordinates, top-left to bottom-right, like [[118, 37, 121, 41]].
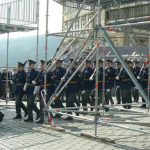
[[0, 99, 150, 150]]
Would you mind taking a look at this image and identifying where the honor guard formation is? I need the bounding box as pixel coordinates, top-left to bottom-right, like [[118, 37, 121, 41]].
[[0, 58, 149, 123]]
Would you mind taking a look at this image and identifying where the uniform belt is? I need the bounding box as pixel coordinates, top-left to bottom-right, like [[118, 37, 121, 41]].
[[16, 84, 24, 86], [141, 79, 148, 81], [69, 81, 77, 84], [84, 79, 90, 81], [40, 83, 52, 87], [122, 79, 130, 81], [98, 81, 103, 83], [108, 78, 114, 80]]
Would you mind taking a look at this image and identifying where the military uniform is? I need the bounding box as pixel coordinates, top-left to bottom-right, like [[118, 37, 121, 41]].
[[65, 64, 81, 119], [24, 60, 40, 122], [36, 60, 55, 123], [115, 62, 122, 104], [53, 60, 66, 108], [138, 63, 148, 108], [81, 60, 94, 111], [105, 60, 115, 105], [119, 61, 133, 109], [132, 61, 140, 102], [0, 72, 3, 98], [13, 62, 27, 119]]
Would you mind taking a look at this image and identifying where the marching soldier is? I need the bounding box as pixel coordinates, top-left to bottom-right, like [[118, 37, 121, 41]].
[[138, 61, 148, 108], [132, 60, 140, 102], [36, 60, 55, 123], [65, 59, 81, 120], [0, 71, 3, 98], [13, 62, 27, 119], [119, 60, 133, 109], [115, 61, 122, 104], [81, 60, 94, 111], [53, 59, 66, 109], [24, 60, 40, 122], [105, 60, 115, 105]]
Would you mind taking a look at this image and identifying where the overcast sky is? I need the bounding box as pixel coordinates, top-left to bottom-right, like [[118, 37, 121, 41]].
[[0, 0, 63, 39]]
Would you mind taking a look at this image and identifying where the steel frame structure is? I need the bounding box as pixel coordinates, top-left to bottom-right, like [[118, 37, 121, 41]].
[[43, 0, 150, 141], [0, 0, 39, 105]]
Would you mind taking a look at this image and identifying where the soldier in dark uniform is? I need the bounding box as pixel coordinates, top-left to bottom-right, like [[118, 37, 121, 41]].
[[65, 59, 81, 120], [0, 72, 3, 98], [115, 61, 122, 104], [24, 60, 40, 122], [13, 62, 27, 119], [53, 59, 66, 109], [105, 60, 115, 105], [138, 62, 148, 108], [119, 60, 133, 109], [132, 60, 140, 102], [81, 60, 94, 111], [36, 60, 55, 123]]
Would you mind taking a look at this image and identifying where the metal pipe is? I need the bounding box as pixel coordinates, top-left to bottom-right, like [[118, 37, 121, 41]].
[[46, 12, 97, 72], [44, 0, 49, 123], [94, 0, 101, 137], [99, 27, 150, 108], [105, 21, 150, 28], [55, 0, 86, 53], [35, 0, 39, 69]]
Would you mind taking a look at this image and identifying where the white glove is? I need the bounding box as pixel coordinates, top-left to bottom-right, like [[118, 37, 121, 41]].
[[106, 89, 110, 92], [32, 80, 37, 85], [116, 76, 119, 80], [137, 76, 141, 80], [61, 77, 65, 82], [116, 85, 120, 88], [23, 83, 28, 91], [89, 77, 94, 81], [10, 80, 14, 84], [33, 86, 40, 95], [81, 90, 86, 94]]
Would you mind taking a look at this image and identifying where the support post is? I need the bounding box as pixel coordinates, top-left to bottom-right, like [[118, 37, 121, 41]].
[[44, 0, 49, 123], [95, 0, 101, 137], [36, 0, 40, 69]]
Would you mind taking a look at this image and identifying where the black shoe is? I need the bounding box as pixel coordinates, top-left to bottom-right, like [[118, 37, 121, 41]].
[[140, 105, 146, 108], [105, 107, 109, 112], [24, 118, 33, 122], [63, 117, 73, 121], [35, 114, 40, 120], [24, 113, 28, 118], [13, 115, 22, 119], [36, 119, 44, 124], [76, 112, 79, 116], [0, 112, 4, 122]]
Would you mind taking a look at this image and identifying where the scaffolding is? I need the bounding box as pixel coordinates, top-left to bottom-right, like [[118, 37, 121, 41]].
[[42, 0, 150, 141], [0, 0, 39, 104]]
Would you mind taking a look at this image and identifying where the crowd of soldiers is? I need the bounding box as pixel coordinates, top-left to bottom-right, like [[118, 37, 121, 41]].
[[0, 58, 149, 123]]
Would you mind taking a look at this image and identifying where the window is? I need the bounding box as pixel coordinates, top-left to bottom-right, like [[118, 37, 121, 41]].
[[81, 16, 86, 29]]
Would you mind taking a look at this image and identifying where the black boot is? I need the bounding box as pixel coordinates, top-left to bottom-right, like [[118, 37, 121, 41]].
[[24, 118, 33, 122], [36, 118, 44, 124], [13, 115, 22, 119]]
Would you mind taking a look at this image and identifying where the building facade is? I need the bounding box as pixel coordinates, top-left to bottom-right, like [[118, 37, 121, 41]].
[[62, 1, 150, 46]]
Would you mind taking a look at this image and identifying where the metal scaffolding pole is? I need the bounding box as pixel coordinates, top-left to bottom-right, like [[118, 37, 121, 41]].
[[44, 0, 49, 123], [46, 12, 97, 72], [6, 6, 11, 106], [99, 27, 150, 108], [35, 0, 40, 69], [94, 0, 101, 137], [54, 0, 86, 53]]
